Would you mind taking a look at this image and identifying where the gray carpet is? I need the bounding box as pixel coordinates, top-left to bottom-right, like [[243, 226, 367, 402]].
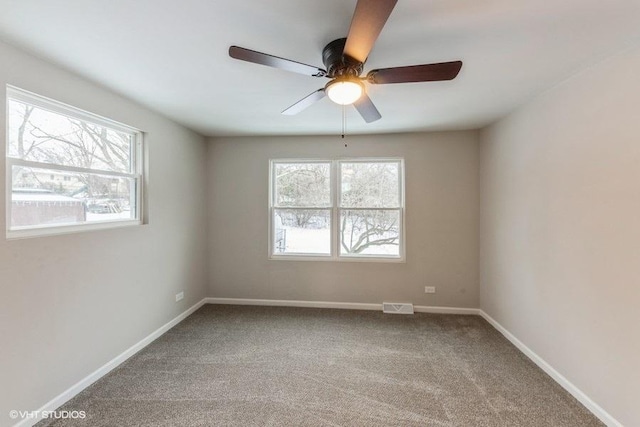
[[38, 305, 602, 426]]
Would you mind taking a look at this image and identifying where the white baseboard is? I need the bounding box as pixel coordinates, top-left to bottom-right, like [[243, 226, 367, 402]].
[[205, 297, 479, 315], [415, 305, 479, 315], [205, 297, 380, 311], [13, 298, 207, 427], [479, 310, 621, 427]]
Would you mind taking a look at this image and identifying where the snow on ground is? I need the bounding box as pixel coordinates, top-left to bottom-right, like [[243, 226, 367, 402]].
[[86, 211, 133, 222], [279, 226, 399, 256], [281, 226, 330, 254]]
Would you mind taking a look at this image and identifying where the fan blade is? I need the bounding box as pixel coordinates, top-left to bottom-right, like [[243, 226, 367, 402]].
[[353, 93, 381, 123], [344, 0, 398, 63], [281, 89, 326, 115], [229, 46, 327, 77], [367, 61, 463, 84]]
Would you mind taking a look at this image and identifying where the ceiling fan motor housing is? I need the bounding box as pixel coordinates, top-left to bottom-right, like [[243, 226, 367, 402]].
[[322, 38, 364, 78]]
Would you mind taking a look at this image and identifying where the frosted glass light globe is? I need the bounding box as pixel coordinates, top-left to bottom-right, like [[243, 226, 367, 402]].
[[326, 79, 364, 105]]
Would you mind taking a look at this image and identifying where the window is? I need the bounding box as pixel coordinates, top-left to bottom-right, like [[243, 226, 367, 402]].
[[271, 161, 332, 256], [270, 159, 404, 261], [6, 86, 143, 238], [339, 161, 402, 258]]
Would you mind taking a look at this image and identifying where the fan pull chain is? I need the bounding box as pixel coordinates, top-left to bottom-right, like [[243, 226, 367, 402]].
[[341, 104, 347, 147]]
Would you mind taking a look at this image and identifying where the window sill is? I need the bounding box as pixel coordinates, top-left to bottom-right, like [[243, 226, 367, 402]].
[[269, 254, 405, 263], [6, 219, 142, 240]]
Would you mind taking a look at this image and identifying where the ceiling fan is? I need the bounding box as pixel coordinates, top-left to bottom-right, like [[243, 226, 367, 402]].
[[228, 0, 462, 123]]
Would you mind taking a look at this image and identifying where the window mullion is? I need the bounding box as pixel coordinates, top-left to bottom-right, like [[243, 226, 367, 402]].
[[272, 206, 332, 210], [334, 207, 401, 211], [8, 158, 138, 179]]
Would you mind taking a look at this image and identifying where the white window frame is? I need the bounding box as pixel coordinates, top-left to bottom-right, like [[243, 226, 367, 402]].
[[269, 159, 334, 260], [5, 86, 144, 239], [269, 158, 405, 262]]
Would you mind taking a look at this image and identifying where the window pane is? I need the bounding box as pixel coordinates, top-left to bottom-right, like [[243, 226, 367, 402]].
[[8, 99, 133, 173], [340, 209, 400, 257], [11, 166, 136, 228], [274, 163, 331, 207], [340, 162, 400, 208], [274, 209, 331, 255]]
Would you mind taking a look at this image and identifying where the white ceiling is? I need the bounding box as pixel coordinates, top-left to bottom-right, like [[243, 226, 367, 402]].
[[1, 0, 639, 137]]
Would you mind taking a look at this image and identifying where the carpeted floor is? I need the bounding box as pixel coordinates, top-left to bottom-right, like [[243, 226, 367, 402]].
[[38, 305, 602, 426]]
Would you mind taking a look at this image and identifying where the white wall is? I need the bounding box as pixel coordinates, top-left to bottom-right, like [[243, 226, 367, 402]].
[[8, 22, 636, 426], [479, 46, 640, 426], [207, 132, 479, 308], [0, 41, 209, 426]]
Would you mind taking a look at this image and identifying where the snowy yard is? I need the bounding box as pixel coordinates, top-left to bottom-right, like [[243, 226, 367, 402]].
[[278, 225, 399, 256], [86, 211, 133, 222]]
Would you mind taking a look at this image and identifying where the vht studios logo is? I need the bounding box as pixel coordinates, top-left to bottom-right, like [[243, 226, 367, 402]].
[[9, 410, 86, 420]]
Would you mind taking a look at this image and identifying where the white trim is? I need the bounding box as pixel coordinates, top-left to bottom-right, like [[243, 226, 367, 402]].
[[269, 254, 334, 262], [206, 297, 381, 311], [334, 207, 401, 211], [7, 85, 140, 135], [205, 297, 479, 315], [272, 206, 333, 211], [9, 158, 138, 179], [338, 255, 405, 263], [478, 310, 622, 427], [6, 218, 142, 240], [12, 299, 207, 427], [414, 305, 479, 315]]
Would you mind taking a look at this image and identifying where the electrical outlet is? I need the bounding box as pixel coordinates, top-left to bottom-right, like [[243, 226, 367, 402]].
[[175, 292, 184, 302], [424, 286, 436, 294]]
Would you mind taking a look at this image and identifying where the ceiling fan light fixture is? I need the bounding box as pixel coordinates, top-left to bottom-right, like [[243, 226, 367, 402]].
[[326, 78, 364, 105]]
